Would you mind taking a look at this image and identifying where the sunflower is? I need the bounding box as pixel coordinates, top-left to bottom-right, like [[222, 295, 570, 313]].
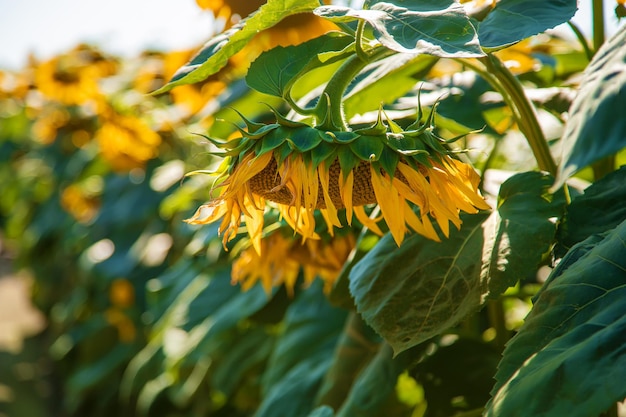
[[60, 183, 100, 223], [231, 229, 355, 295], [95, 113, 162, 172], [34, 45, 117, 106], [187, 107, 490, 249]]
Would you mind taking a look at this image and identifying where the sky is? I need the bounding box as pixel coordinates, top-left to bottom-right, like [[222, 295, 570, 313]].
[[0, 0, 623, 70], [0, 0, 215, 69]]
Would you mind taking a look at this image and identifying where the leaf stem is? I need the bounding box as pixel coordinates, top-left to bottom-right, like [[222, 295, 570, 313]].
[[592, 0, 605, 52], [567, 21, 594, 61], [465, 55, 557, 175]]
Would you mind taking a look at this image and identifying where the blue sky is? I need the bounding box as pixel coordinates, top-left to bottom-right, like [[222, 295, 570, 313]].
[[0, 0, 623, 70]]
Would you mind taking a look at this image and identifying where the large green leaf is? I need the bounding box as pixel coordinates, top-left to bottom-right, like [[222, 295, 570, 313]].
[[315, 1, 484, 58], [335, 344, 411, 417], [477, 0, 578, 49], [487, 221, 626, 417], [256, 282, 347, 417], [154, 0, 322, 94], [558, 166, 626, 253], [483, 172, 567, 295], [555, 25, 626, 186], [246, 32, 354, 97], [349, 212, 490, 355]]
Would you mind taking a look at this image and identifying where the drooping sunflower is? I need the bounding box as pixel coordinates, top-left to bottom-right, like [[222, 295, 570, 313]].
[[187, 106, 490, 250], [231, 228, 355, 295]]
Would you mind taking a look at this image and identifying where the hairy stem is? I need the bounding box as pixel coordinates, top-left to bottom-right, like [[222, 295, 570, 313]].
[[318, 47, 393, 131], [465, 55, 557, 175]]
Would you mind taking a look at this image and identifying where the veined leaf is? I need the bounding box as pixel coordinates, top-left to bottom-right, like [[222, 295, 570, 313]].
[[154, 0, 322, 94], [483, 172, 568, 296], [258, 282, 347, 417], [555, 25, 626, 186], [487, 221, 626, 417], [246, 32, 354, 97], [315, 2, 484, 58], [558, 166, 626, 252], [477, 0, 578, 49], [349, 212, 490, 355]]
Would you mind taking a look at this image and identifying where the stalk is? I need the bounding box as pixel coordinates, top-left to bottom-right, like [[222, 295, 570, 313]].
[[317, 47, 393, 131], [464, 55, 557, 175]]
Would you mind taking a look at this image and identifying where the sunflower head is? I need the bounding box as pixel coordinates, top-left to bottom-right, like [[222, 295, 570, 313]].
[[231, 227, 355, 295], [187, 104, 490, 250], [34, 45, 117, 106]]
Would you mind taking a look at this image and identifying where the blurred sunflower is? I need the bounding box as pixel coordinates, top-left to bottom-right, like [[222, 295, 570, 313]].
[[231, 229, 355, 295], [60, 183, 100, 224], [34, 45, 117, 106], [187, 109, 490, 249], [95, 113, 162, 172]]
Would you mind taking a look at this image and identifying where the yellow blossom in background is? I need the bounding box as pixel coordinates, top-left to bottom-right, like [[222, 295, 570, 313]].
[[231, 231, 355, 294], [60, 184, 100, 223], [105, 308, 136, 342], [95, 113, 162, 172], [109, 278, 135, 309], [34, 45, 117, 106]]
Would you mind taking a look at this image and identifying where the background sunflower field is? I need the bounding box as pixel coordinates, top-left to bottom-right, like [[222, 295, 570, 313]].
[[1, 1, 626, 417]]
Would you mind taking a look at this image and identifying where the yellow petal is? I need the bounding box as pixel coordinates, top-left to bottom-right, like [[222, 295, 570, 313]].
[[339, 169, 354, 225], [370, 165, 405, 246]]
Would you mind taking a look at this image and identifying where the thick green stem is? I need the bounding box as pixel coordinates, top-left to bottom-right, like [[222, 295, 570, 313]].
[[567, 21, 594, 61], [318, 48, 393, 131], [592, 0, 605, 52], [468, 55, 557, 175]]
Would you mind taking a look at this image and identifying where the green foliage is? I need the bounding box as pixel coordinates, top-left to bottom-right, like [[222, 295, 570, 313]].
[[476, 0, 578, 49], [487, 222, 626, 417], [154, 0, 323, 94], [315, 1, 483, 57], [556, 25, 626, 185]]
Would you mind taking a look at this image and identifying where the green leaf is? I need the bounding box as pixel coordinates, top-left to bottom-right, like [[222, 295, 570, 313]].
[[258, 282, 347, 417], [307, 406, 335, 417], [335, 344, 410, 417], [483, 172, 567, 296], [477, 0, 578, 49], [287, 126, 324, 152], [349, 212, 490, 354], [486, 221, 626, 417], [558, 166, 626, 252], [154, 0, 322, 94], [246, 32, 354, 97], [315, 2, 484, 58], [555, 25, 626, 186], [350, 135, 385, 161]]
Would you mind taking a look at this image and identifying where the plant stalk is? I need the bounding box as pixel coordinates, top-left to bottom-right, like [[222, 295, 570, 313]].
[[469, 55, 557, 175], [318, 47, 393, 131]]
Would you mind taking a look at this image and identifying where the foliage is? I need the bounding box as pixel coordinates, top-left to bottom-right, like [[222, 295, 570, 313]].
[[1, 1, 626, 417]]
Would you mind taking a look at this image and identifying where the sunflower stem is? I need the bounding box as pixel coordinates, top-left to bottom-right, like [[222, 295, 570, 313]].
[[317, 47, 393, 131], [468, 55, 557, 175]]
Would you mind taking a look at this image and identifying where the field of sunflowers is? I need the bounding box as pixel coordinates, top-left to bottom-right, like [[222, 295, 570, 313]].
[[1, 1, 626, 416]]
